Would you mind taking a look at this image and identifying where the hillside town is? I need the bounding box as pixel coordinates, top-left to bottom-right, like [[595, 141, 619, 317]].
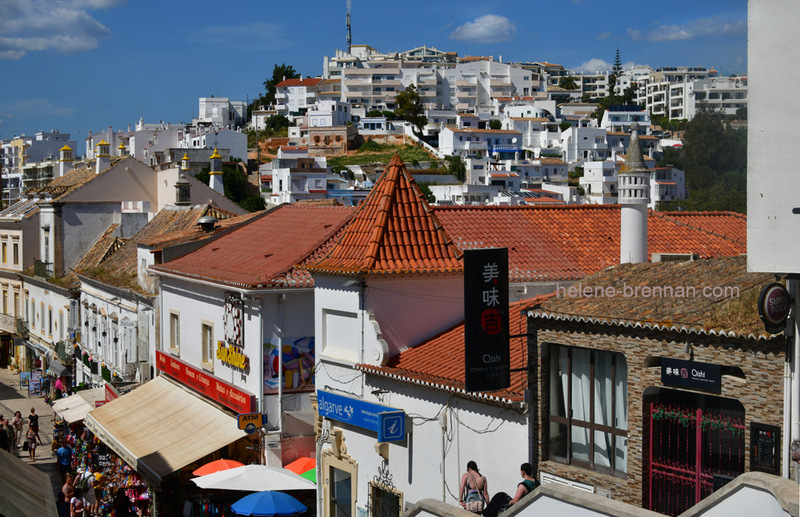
[[0, 3, 797, 517]]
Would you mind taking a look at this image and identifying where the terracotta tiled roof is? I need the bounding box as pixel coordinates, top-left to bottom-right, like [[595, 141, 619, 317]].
[[526, 197, 564, 204], [151, 205, 356, 289], [356, 297, 548, 405], [528, 255, 779, 340], [136, 209, 258, 250], [77, 205, 240, 291], [276, 78, 322, 88], [510, 117, 550, 122], [537, 158, 565, 165], [431, 205, 746, 282], [653, 211, 747, 244], [26, 156, 127, 201], [304, 155, 463, 276]]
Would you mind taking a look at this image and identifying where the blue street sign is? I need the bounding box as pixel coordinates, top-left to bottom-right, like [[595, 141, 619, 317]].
[[317, 390, 406, 441], [378, 411, 405, 442]]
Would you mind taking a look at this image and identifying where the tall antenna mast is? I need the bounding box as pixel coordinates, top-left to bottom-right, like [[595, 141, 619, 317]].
[[346, 0, 352, 53]]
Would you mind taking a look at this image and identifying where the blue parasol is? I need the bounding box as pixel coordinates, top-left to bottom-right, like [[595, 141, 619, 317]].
[[231, 490, 308, 516]]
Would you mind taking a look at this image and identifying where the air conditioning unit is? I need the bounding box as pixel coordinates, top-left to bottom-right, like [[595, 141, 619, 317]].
[[539, 472, 594, 493]]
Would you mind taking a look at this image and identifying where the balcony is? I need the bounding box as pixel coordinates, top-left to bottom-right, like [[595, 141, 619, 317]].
[[489, 144, 521, 153], [460, 141, 488, 151]]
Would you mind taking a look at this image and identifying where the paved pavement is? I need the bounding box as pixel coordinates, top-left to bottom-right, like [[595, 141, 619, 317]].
[[0, 365, 62, 498]]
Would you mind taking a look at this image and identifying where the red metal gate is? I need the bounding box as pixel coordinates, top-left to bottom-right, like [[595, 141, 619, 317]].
[[648, 402, 745, 516]]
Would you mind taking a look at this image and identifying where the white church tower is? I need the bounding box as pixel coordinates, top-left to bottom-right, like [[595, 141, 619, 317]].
[[618, 122, 650, 263]]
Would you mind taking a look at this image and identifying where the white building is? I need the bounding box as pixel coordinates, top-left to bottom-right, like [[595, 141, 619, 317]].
[[275, 78, 324, 120], [270, 147, 328, 205], [197, 96, 247, 129], [1, 130, 76, 206], [180, 127, 248, 161]]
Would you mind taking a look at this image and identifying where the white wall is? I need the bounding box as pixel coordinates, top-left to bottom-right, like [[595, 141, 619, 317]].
[[747, 0, 800, 274]]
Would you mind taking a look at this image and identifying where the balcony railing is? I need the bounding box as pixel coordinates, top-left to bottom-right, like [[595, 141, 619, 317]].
[[0, 313, 16, 334]]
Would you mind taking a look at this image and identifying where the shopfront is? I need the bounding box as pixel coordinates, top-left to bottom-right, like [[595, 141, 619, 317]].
[[528, 256, 787, 516]]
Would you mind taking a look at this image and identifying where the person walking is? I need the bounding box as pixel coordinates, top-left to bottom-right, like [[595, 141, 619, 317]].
[[56, 441, 73, 483], [70, 487, 87, 517], [12, 411, 23, 448], [458, 460, 489, 513], [25, 424, 37, 461], [28, 407, 42, 445]]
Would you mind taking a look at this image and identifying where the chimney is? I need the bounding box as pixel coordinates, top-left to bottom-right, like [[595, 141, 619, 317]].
[[618, 122, 650, 264], [208, 148, 224, 195], [175, 172, 191, 206], [95, 140, 111, 174], [196, 216, 217, 232], [117, 143, 127, 156], [58, 145, 73, 177]]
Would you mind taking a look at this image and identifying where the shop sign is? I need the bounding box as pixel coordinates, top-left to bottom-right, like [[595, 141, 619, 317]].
[[317, 390, 406, 442], [757, 283, 790, 334], [217, 341, 249, 371], [464, 248, 510, 392], [156, 351, 256, 413], [237, 412, 266, 434], [750, 422, 781, 475], [661, 358, 721, 393]]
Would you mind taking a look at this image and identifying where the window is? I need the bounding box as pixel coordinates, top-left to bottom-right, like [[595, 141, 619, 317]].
[[1, 290, 6, 314], [548, 344, 628, 474], [369, 483, 402, 517], [12, 243, 18, 265], [202, 322, 214, 369], [48, 306, 52, 335], [1, 243, 6, 263], [170, 312, 180, 352], [330, 467, 352, 517]]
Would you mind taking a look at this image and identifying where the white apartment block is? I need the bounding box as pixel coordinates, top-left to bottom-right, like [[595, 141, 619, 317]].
[[575, 71, 611, 99], [600, 106, 651, 134], [275, 78, 324, 120], [438, 128, 523, 161], [306, 99, 352, 128], [580, 159, 685, 209], [561, 126, 609, 162], [197, 97, 247, 129], [1, 130, 76, 207]]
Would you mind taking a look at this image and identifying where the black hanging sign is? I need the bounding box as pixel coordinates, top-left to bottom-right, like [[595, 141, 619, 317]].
[[464, 248, 510, 392], [750, 422, 781, 475], [661, 358, 721, 393]]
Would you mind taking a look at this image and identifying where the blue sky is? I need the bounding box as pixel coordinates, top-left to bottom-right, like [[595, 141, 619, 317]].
[[0, 0, 747, 142]]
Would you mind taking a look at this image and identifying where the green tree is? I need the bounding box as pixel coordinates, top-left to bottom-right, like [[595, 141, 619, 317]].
[[196, 164, 249, 204], [239, 195, 267, 212], [394, 85, 427, 135], [444, 155, 466, 182], [489, 119, 502, 130], [610, 47, 623, 94], [662, 105, 747, 213], [265, 114, 290, 132], [558, 75, 578, 90], [263, 64, 300, 106], [559, 120, 572, 131], [417, 183, 436, 204]]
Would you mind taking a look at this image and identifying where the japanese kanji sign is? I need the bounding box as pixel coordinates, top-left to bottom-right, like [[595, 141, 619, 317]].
[[464, 248, 510, 392]]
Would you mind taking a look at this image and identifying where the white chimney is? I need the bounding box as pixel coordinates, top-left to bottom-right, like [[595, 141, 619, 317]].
[[208, 148, 224, 195], [95, 140, 111, 174], [618, 122, 650, 264], [58, 145, 73, 177]]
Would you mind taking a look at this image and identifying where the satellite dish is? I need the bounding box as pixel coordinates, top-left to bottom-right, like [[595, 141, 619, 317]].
[[512, 138, 517, 143]]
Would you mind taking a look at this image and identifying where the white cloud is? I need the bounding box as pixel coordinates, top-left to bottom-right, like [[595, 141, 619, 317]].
[[627, 28, 644, 41], [629, 15, 745, 43], [572, 59, 611, 73], [571, 59, 650, 74], [0, 0, 123, 59], [596, 31, 612, 40], [449, 15, 517, 43], [2, 98, 76, 118]]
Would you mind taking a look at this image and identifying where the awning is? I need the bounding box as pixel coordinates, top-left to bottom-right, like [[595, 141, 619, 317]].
[[84, 376, 246, 487], [52, 388, 105, 424], [0, 448, 58, 517], [47, 360, 67, 377]]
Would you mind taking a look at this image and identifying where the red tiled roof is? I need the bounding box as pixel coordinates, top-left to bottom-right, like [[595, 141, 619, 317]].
[[537, 158, 566, 165], [276, 78, 323, 88], [151, 205, 355, 289], [356, 297, 548, 404], [653, 211, 747, 244], [431, 205, 746, 282], [304, 155, 463, 276], [526, 197, 564, 204]]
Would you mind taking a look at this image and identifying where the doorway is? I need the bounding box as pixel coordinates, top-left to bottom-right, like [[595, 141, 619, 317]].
[[645, 388, 745, 516]]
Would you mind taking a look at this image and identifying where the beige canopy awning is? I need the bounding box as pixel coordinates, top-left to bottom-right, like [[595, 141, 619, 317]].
[[84, 376, 246, 487], [0, 448, 58, 517], [52, 387, 106, 424]]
